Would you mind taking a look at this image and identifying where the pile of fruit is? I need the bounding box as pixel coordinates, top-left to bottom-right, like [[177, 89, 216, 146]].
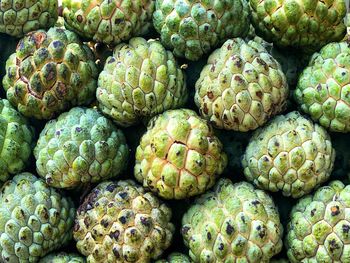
[[0, 0, 350, 262]]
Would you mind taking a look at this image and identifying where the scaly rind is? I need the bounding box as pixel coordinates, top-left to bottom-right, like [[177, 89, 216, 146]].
[[0, 0, 58, 37], [242, 111, 335, 198], [286, 180, 350, 262], [295, 41, 350, 132], [250, 0, 347, 51], [2, 27, 99, 120], [73, 180, 174, 262], [97, 37, 187, 127], [34, 107, 129, 189], [0, 173, 76, 262], [195, 38, 289, 131], [39, 252, 86, 263], [135, 109, 227, 200], [62, 0, 155, 45], [153, 0, 250, 61], [0, 99, 35, 182], [182, 178, 283, 263]]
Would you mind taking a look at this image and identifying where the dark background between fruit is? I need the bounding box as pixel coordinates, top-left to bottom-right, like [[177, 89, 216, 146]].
[[1, 27, 350, 261]]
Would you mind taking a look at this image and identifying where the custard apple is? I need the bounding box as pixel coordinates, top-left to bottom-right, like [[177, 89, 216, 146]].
[[34, 107, 129, 189], [2, 27, 99, 120], [155, 252, 191, 263], [286, 180, 350, 262], [135, 109, 227, 200], [97, 37, 187, 127], [0, 173, 76, 262], [0, 0, 58, 37], [242, 111, 335, 198], [153, 0, 250, 61], [181, 178, 283, 263], [39, 252, 85, 263], [73, 180, 175, 262], [249, 0, 347, 52], [195, 38, 289, 132], [0, 99, 35, 183], [295, 41, 350, 132], [62, 0, 155, 45]]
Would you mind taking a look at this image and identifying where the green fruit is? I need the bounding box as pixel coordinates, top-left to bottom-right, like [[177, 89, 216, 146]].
[[195, 38, 289, 132], [182, 178, 283, 263], [62, 0, 155, 45], [155, 252, 191, 263], [73, 180, 174, 262], [286, 180, 350, 262], [249, 0, 347, 51], [135, 109, 227, 200], [295, 41, 350, 132], [0, 0, 58, 38], [0, 99, 35, 183], [34, 107, 129, 189], [153, 0, 250, 61], [242, 111, 335, 198], [39, 252, 85, 263], [2, 27, 99, 120], [0, 173, 76, 262], [97, 37, 188, 127]]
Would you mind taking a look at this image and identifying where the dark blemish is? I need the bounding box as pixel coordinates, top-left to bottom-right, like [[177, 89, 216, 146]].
[[106, 183, 116, 192], [119, 216, 127, 224], [331, 205, 340, 216], [207, 232, 212, 240]]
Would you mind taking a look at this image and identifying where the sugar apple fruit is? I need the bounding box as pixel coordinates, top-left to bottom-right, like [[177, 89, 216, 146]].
[[0, 99, 35, 183], [0, 0, 58, 38], [195, 38, 289, 132], [34, 107, 129, 189], [153, 0, 250, 61], [135, 109, 227, 200], [155, 252, 191, 263], [181, 178, 283, 263], [39, 252, 86, 263], [97, 37, 188, 127], [249, 0, 347, 52], [242, 111, 335, 198], [2, 27, 99, 120], [62, 0, 155, 45], [294, 41, 350, 133], [73, 180, 174, 262], [286, 180, 350, 262], [0, 173, 76, 262]]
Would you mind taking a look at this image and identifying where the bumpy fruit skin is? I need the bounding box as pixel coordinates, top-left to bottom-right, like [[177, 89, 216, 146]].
[[0, 99, 35, 183], [97, 37, 187, 127], [73, 180, 174, 263], [242, 111, 335, 198], [135, 109, 227, 200], [295, 41, 350, 132], [0, 0, 58, 38], [181, 179, 283, 263], [249, 0, 346, 51], [153, 0, 250, 61], [195, 38, 289, 132], [39, 252, 86, 263], [286, 180, 350, 262], [0, 173, 76, 262], [62, 0, 155, 45], [34, 107, 129, 189], [2, 27, 99, 120], [155, 252, 191, 263]]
